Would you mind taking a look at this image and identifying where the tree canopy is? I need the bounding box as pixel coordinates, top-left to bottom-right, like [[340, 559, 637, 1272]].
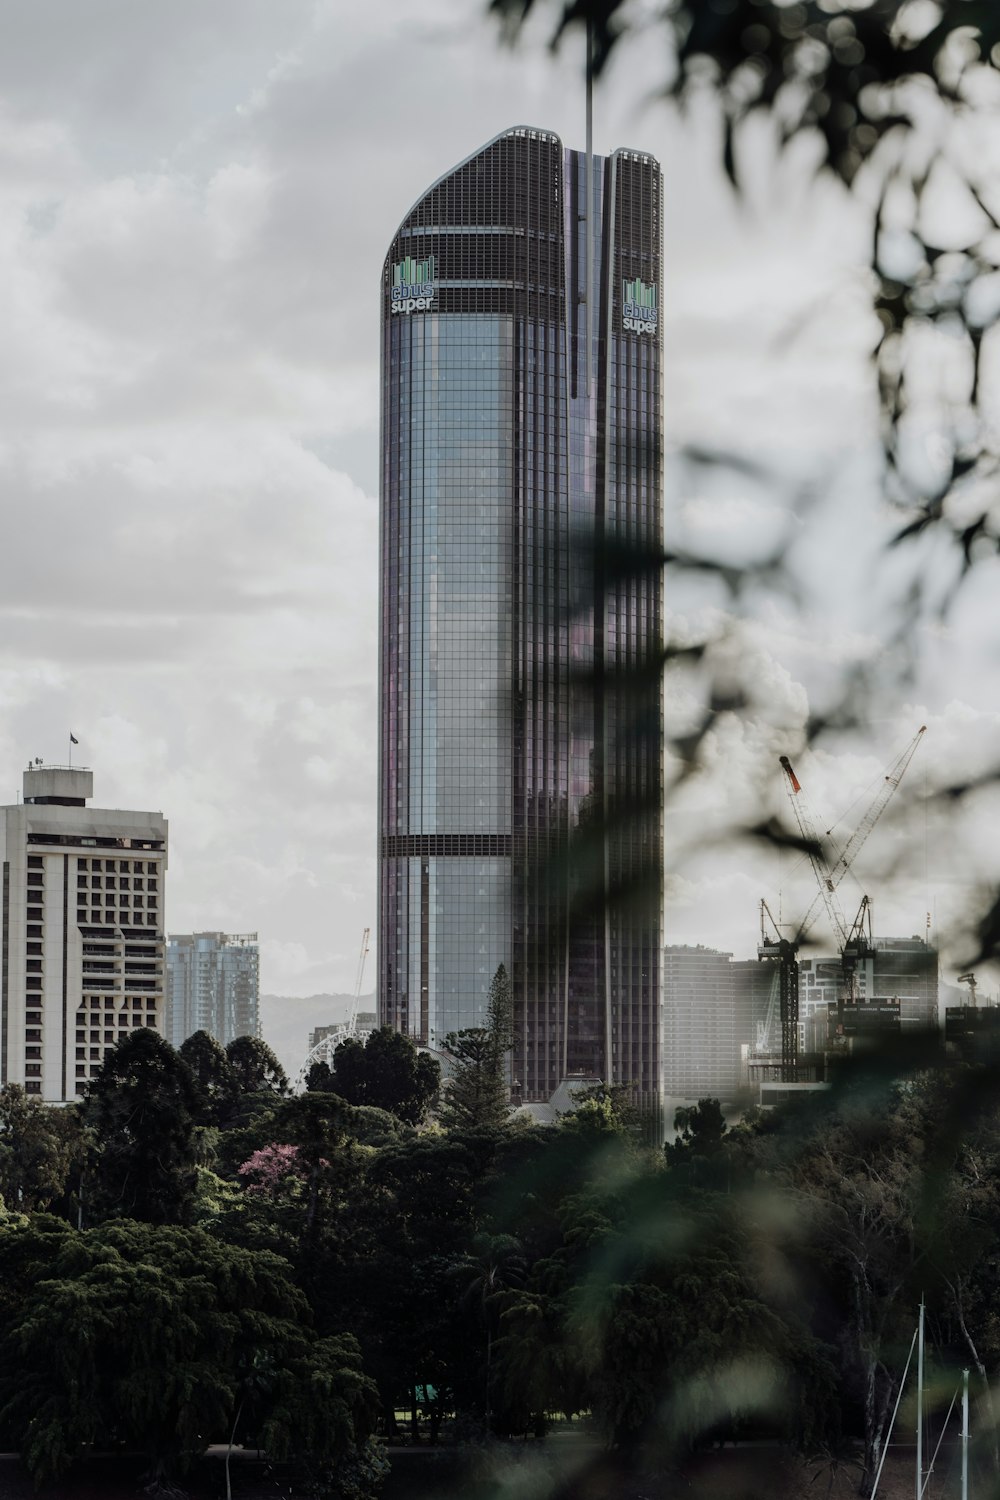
[[82, 1029, 201, 1227], [325, 1026, 440, 1125]]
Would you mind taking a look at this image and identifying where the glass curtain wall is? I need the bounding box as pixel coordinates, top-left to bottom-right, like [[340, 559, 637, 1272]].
[[379, 127, 662, 1116]]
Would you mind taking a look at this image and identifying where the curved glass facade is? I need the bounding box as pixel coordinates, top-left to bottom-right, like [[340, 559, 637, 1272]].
[[379, 126, 663, 1117]]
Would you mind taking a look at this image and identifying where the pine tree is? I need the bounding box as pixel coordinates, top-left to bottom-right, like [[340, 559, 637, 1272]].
[[440, 965, 514, 1131]]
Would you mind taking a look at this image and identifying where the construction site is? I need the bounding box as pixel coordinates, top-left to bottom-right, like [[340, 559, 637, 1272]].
[[735, 727, 995, 1106], [663, 726, 991, 1112]]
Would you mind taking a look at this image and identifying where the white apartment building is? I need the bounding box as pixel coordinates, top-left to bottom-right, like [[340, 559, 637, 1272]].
[[0, 765, 167, 1102]]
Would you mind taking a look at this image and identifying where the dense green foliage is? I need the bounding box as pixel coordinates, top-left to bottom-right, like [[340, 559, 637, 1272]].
[[8, 1034, 1000, 1496], [313, 1025, 440, 1124]]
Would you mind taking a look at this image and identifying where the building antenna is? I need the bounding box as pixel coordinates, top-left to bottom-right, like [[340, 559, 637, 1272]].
[[585, 16, 593, 399]]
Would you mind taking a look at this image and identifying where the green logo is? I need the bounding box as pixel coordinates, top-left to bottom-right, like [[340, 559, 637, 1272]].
[[622, 277, 657, 334], [391, 255, 436, 314]]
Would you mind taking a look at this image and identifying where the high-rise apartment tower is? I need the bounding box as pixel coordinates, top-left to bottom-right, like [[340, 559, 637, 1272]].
[[379, 127, 663, 1115], [0, 765, 167, 1101], [165, 932, 260, 1049]]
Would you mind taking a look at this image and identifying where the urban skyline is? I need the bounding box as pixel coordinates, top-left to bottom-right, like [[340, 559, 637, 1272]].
[[0, 1, 995, 1010]]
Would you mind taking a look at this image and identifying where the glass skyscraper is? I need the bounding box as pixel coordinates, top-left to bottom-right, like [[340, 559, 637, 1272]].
[[379, 126, 663, 1117]]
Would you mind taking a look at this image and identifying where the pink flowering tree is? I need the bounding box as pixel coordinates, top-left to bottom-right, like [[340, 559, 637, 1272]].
[[237, 1143, 305, 1197]]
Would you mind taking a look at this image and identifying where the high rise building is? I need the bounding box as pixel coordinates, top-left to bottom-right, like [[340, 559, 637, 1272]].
[[798, 936, 938, 1044], [0, 764, 167, 1101], [664, 946, 755, 1103], [165, 932, 259, 1048], [378, 127, 663, 1115]]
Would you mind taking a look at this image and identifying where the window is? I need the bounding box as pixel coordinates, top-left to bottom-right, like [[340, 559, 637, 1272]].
[[27, 856, 43, 868], [89, 1048, 100, 1059], [146, 1015, 156, 1027], [25, 1012, 41, 1026], [76, 1047, 85, 1059], [24, 1029, 41, 1042], [104, 1031, 114, 1043], [24, 1064, 41, 1077], [75, 1083, 86, 1095], [25, 1047, 41, 1060], [25, 1082, 41, 1095], [76, 1065, 86, 1077]]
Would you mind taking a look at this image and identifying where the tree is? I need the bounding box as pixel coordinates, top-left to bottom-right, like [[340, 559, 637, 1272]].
[[0, 1085, 81, 1214], [226, 1034, 288, 1095], [748, 1076, 924, 1491], [178, 1029, 238, 1124], [485, 963, 513, 1072], [82, 1029, 200, 1226], [439, 965, 515, 1132], [439, 1029, 511, 1132], [0, 1220, 379, 1495], [456, 1231, 525, 1429], [485, 0, 1000, 985], [306, 1058, 336, 1092], [329, 1027, 440, 1125]]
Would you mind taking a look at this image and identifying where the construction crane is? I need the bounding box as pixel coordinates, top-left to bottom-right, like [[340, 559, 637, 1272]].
[[757, 899, 800, 1075], [958, 971, 978, 1009], [794, 726, 926, 943], [758, 728, 926, 1073], [296, 927, 372, 1088], [347, 926, 370, 1039]]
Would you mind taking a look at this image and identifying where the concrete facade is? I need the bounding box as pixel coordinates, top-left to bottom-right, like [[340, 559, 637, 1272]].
[[664, 945, 755, 1103], [0, 765, 167, 1102]]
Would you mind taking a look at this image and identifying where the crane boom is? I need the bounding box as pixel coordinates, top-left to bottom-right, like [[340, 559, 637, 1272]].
[[348, 926, 370, 1036], [779, 755, 849, 950], [796, 726, 926, 943]]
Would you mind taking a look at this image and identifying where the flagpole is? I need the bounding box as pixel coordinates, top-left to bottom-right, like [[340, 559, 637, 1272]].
[[69, 734, 72, 769]]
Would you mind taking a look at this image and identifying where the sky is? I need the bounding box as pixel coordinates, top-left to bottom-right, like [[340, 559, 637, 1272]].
[[3, 0, 999, 1036]]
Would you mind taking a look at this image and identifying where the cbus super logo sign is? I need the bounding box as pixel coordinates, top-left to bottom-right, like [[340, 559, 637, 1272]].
[[622, 277, 657, 335], [391, 254, 436, 314]]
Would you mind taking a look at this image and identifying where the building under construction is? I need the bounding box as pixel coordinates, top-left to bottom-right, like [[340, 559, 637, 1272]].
[[745, 727, 929, 1091]]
